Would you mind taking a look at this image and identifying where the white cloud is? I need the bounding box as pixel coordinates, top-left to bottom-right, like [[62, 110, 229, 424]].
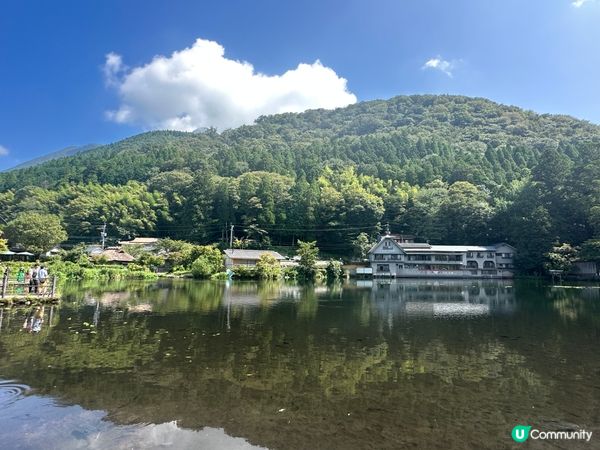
[[103, 52, 125, 87], [572, 0, 589, 7], [0, 145, 9, 156], [422, 57, 457, 77], [104, 38, 357, 131]]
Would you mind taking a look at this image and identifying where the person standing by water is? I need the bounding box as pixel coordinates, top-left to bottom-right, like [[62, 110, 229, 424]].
[[16, 267, 25, 294], [38, 266, 48, 295], [25, 267, 32, 293], [29, 265, 39, 294]]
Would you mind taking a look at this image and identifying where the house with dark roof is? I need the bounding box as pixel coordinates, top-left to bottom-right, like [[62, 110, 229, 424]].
[[224, 249, 285, 268]]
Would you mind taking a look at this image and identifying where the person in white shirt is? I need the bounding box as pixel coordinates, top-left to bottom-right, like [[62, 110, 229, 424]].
[[38, 266, 48, 295]]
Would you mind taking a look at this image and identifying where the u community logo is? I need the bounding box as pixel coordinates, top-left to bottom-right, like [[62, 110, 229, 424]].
[[512, 425, 531, 443], [511, 424, 593, 443]]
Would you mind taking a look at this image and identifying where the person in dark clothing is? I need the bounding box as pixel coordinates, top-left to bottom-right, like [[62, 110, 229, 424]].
[[29, 266, 39, 294]]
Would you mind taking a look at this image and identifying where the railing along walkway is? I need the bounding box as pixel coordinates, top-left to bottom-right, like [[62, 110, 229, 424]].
[[1, 269, 58, 300]]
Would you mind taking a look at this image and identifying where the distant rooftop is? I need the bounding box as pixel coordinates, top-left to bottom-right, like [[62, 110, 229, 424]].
[[398, 243, 431, 249], [400, 244, 507, 253], [118, 237, 159, 245], [94, 248, 136, 263], [224, 249, 285, 260]]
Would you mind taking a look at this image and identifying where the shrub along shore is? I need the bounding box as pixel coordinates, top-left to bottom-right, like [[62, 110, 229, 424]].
[[0, 239, 345, 284]]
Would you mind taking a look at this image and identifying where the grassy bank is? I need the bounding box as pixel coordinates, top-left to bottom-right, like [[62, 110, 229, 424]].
[[0, 260, 158, 282]]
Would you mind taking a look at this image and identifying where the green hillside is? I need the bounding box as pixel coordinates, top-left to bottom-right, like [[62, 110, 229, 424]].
[[1, 95, 599, 272], [5, 144, 99, 171]]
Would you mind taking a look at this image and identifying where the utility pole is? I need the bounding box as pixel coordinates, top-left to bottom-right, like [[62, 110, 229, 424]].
[[100, 222, 107, 249], [229, 224, 234, 249]]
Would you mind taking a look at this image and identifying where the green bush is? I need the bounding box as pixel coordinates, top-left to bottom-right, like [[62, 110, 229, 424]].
[[190, 245, 224, 279], [46, 260, 157, 281], [282, 266, 298, 279], [326, 260, 344, 280], [232, 266, 259, 279], [135, 253, 165, 269], [210, 271, 229, 280], [297, 240, 319, 280], [256, 254, 282, 279], [191, 256, 214, 278]]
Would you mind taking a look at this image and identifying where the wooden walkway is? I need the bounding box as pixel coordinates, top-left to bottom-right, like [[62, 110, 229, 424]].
[[1, 269, 60, 306]]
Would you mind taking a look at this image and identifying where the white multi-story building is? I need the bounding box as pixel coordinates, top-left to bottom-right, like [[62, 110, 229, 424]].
[[368, 234, 515, 278]]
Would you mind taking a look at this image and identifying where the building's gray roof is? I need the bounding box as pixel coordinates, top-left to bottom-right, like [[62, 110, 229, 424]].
[[398, 243, 431, 248], [368, 236, 516, 255], [119, 237, 159, 245], [400, 244, 505, 253], [224, 249, 285, 260], [86, 245, 103, 255]]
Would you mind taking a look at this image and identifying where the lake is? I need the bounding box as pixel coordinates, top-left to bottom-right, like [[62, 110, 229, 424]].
[[0, 279, 599, 449]]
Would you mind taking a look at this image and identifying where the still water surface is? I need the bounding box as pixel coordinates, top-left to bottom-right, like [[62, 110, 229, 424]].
[[0, 279, 599, 449]]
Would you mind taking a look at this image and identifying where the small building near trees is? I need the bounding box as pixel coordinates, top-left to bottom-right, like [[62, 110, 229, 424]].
[[224, 249, 285, 268], [92, 247, 136, 265], [118, 237, 160, 252], [570, 261, 599, 280]]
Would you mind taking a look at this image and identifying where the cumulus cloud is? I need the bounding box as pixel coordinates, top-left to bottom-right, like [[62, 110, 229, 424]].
[[0, 145, 9, 156], [104, 38, 357, 131], [422, 57, 457, 77]]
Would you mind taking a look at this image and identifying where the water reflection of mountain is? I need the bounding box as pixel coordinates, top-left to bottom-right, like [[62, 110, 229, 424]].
[[0, 280, 599, 450], [368, 279, 516, 318]]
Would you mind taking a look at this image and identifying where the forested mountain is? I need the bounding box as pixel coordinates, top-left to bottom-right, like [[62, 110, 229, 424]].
[[5, 144, 99, 171], [1, 95, 599, 272]]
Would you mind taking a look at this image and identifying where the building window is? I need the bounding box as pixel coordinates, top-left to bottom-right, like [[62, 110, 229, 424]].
[[377, 264, 390, 272], [483, 261, 495, 269], [467, 260, 478, 269], [467, 252, 474, 258], [390, 254, 399, 260], [383, 240, 392, 249], [374, 254, 384, 260], [497, 252, 514, 259], [408, 255, 431, 261]]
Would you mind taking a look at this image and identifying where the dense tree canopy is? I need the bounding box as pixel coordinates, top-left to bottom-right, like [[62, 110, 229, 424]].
[[0, 95, 599, 272], [3, 212, 68, 253]]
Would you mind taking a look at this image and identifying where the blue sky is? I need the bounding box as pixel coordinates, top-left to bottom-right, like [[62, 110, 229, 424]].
[[1, 0, 599, 170]]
